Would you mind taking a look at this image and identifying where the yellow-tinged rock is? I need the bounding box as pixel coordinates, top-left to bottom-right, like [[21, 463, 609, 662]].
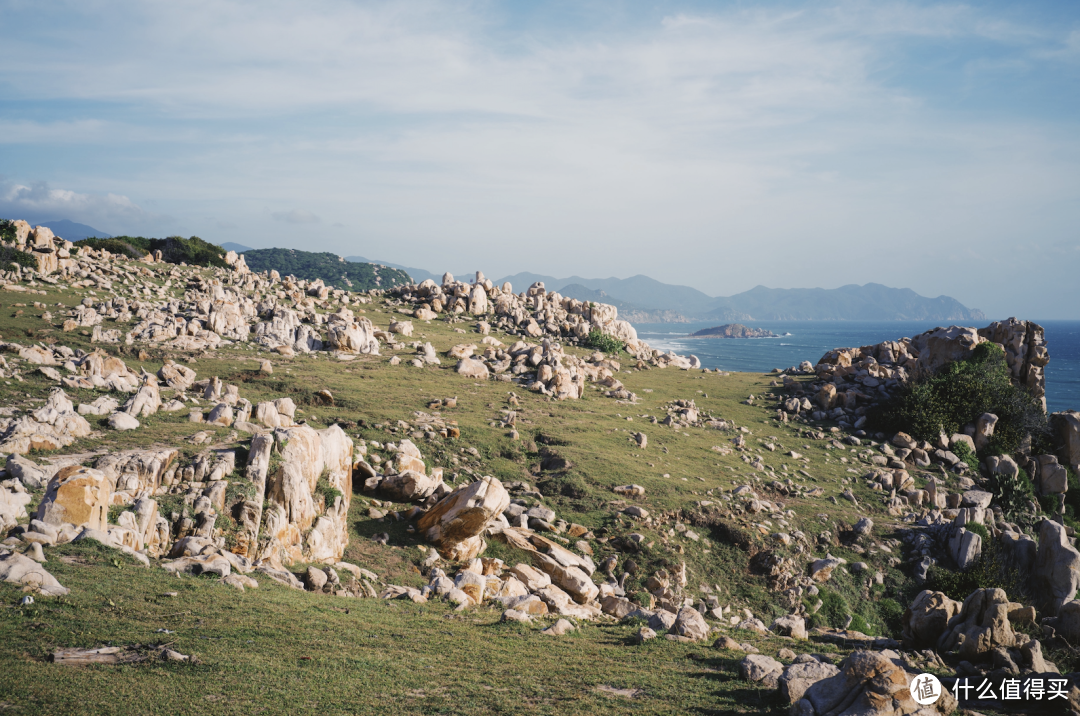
[[416, 476, 510, 560], [35, 466, 112, 531]]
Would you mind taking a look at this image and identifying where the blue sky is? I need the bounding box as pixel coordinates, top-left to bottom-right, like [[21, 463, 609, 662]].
[[1, 0, 1078, 317]]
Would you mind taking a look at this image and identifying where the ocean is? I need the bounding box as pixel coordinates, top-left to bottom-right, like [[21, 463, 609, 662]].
[[630, 320, 1080, 414]]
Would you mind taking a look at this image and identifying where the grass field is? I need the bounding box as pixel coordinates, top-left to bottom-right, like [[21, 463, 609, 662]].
[[0, 261, 951, 714]]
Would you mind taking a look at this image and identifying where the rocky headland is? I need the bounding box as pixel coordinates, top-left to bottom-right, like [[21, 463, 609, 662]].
[[686, 323, 778, 339]]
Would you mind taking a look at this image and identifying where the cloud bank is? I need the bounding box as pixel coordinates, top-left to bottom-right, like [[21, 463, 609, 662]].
[[0, 0, 1077, 317]]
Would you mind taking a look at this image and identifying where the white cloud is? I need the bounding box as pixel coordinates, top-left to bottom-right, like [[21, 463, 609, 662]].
[[0, 1, 1077, 316], [0, 179, 164, 232]]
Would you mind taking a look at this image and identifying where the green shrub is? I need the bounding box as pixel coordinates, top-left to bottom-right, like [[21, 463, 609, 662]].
[[314, 472, 343, 508], [848, 614, 872, 635], [876, 598, 905, 637], [871, 342, 1049, 456], [72, 237, 149, 259], [0, 245, 38, 270], [807, 588, 851, 630], [0, 219, 17, 243], [74, 235, 228, 268], [963, 521, 990, 543], [986, 469, 1036, 522], [924, 538, 1022, 602], [952, 441, 977, 468], [582, 328, 624, 354]]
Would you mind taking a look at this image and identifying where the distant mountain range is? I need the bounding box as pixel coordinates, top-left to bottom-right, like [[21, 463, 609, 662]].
[[29, 219, 112, 241], [41, 223, 981, 322], [221, 242, 253, 253]]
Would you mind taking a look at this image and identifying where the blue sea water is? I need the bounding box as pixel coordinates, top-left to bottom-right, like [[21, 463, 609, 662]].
[[631, 320, 1080, 414]]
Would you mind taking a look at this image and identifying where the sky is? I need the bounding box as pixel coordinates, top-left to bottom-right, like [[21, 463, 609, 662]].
[[1, 0, 1078, 318]]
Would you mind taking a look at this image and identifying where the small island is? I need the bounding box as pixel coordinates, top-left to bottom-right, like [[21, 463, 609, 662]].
[[686, 323, 777, 339]]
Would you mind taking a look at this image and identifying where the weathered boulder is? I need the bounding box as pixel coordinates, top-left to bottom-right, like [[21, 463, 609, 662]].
[[123, 379, 161, 418], [5, 454, 53, 490], [326, 315, 380, 355], [0, 551, 69, 596], [456, 358, 489, 379], [95, 448, 179, 497], [1052, 410, 1080, 470], [795, 650, 955, 715], [902, 590, 961, 648], [258, 425, 324, 566], [740, 654, 783, 688], [771, 614, 808, 640], [779, 660, 840, 705], [157, 360, 197, 390], [937, 588, 1015, 658], [108, 412, 140, 431], [910, 325, 984, 377], [1033, 519, 1080, 616], [948, 527, 982, 570], [35, 466, 112, 531], [303, 425, 353, 563], [670, 606, 710, 641], [380, 470, 441, 502], [974, 412, 998, 452], [0, 482, 33, 532], [416, 476, 510, 561], [531, 551, 599, 605]]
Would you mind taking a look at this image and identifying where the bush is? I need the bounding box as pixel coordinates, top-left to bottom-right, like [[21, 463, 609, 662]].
[[848, 614, 872, 635], [986, 469, 1037, 522], [806, 588, 851, 630], [871, 342, 1049, 456], [924, 538, 1022, 602], [963, 521, 990, 543], [0, 245, 38, 270], [74, 235, 229, 268], [876, 598, 905, 637], [582, 328, 624, 354], [0, 218, 16, 243]]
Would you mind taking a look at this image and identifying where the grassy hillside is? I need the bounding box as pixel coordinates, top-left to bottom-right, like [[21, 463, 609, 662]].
[[244, 248, 411, 291], [0, 252, 1015, 714]]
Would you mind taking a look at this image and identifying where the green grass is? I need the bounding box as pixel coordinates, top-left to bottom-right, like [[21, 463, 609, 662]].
[[0, 252, 988, 713]]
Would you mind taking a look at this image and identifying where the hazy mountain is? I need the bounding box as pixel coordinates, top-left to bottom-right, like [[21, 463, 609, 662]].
[[708, 284, 986, 322], [327, 260, 984, 322], [495, 273, 715, 315], [221, 242, 253, 253], [33, 219, 111, 241], [556, 284, 690, 323]]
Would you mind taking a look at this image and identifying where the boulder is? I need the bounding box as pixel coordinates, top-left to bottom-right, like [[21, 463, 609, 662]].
[[380, 470, 441, 502], [779, 660, 840, 705], [531, 551, 599, 604], [35, 466, 112, 531], [0, 551, 69, 596], [416, 476, 510, 561], [5, 453, 53, 490], [541, 618, 575, 637], [108, 412, 140, 431], [910, 325, 984, 376], [937, 588, 1015, 658], [740, 654, 783, 688], [670, 606, 710, 641], [1052, 410, 1080, 470], [974, 413, 998, 452], [901, 590, 961, 648], [948, 527, 982, 570], [1033, 519, 1080, 616], [795, 650, 955, 715], [0, 483, 33, 531], [456, 358, 489, 379], [771, 615, 808, 640]]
